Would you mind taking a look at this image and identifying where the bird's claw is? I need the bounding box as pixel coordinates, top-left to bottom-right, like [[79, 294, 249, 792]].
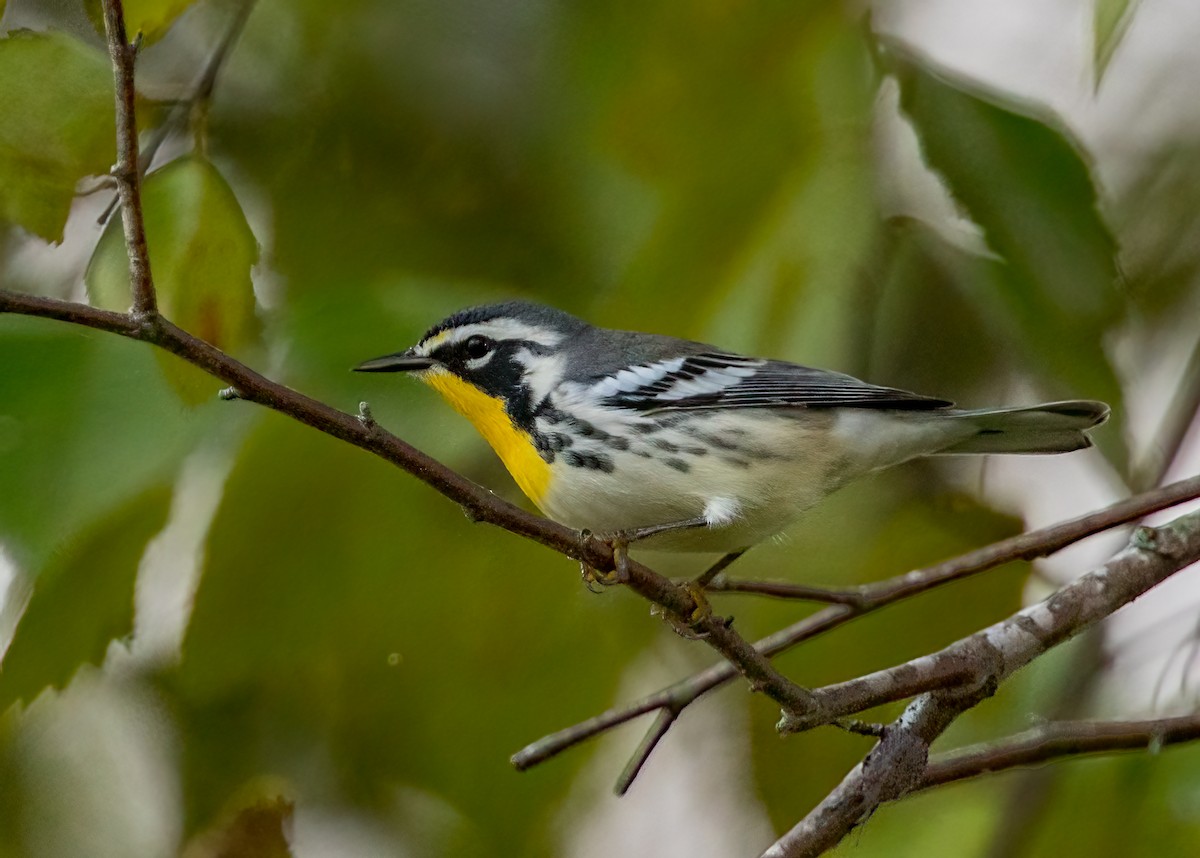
[[654, 580, 723, 639], [579, 529, 631, 591]]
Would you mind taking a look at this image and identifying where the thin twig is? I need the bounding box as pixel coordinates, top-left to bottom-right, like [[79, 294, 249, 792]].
[[98, 0, 258, 226], [919, 711, 1200, 789], [615, 708, 677, 796], [100, 0, 156, 315], [706, 578, 867, 605], [1131, 330, 1200, 491]]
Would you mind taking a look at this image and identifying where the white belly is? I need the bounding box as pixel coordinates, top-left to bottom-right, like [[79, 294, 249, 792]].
[[538, 409, 850, 552], [535, 405, 976, 552]]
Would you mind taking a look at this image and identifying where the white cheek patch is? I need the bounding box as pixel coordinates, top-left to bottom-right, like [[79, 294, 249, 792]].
[[515, 349, 565, 403]]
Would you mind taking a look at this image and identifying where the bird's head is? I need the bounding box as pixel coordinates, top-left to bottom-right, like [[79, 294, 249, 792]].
[[354, 301, 587, 431]]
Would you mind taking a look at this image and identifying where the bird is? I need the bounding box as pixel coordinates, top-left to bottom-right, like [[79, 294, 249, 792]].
[[354, 301, 1109, 572]]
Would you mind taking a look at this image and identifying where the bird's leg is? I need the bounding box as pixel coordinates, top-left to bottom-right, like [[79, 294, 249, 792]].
[[578, 516, 711, 590], [693, 548, 749, 588], [666, 548, 750, 635]]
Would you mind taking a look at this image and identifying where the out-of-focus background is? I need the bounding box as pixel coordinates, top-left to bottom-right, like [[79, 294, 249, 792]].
[[2, 0, 1199, 855]]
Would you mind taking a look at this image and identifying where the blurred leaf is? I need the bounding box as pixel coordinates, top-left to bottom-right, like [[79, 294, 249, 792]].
[[0, 318, 201, 569], [581, 4, 860, 332], [890, 46, 1120, 321], [829, 778, 997, 857], [1111, 143, 1200, 321], [885, 54, 1124, 460], [890, 46, 1119, 320], [0, 485, 171, 714], [886, 219, 1127, 468], [88, 156, 260, 403], [182, 794, 294, 858], [0, 31, 114, 242], [1094, 0, 1141, 84], [84, 0, 198, 45]]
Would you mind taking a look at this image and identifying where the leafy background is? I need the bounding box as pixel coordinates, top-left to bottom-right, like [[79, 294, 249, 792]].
[[2, 0, 1200, 855]]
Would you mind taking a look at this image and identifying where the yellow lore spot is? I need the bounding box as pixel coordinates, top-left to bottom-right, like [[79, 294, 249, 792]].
[[422, 370, 551, 507]]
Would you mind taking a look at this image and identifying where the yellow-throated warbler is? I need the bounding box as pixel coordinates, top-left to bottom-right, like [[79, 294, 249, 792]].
[[355, 302, 1109, 556]]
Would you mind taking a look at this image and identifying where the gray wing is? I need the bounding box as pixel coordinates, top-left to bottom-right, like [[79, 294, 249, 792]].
[[594, 352, 953, 412]]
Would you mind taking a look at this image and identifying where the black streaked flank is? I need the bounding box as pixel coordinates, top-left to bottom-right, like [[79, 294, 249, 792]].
[[564, 451, 615, 473]]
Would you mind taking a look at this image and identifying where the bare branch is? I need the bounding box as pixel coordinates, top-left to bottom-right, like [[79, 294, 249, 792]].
[[512, 474, 1200, 773], [762, 510, 1200, 857], [919, 711, 1200, 789], [763, 689, 979, 858], [100, 0, 157, 315]]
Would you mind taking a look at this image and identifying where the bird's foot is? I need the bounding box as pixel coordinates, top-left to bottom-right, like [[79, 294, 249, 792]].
[[579, 529, 631, 591]]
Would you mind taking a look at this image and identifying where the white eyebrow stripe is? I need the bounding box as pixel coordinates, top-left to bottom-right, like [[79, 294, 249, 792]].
[[415, 320, 564, 355]]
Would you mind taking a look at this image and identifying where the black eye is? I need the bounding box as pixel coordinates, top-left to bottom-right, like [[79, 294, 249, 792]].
[[464, 335, 492, 360]]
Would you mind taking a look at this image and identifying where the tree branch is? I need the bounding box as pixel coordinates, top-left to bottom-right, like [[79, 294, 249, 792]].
[[511, 474, 1200, 775], [101, 0, 156, 315], [919, 711, 1200, 789], [762, 509, 1200, 857]]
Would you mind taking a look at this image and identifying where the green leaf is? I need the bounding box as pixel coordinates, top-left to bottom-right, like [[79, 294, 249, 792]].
[[892, 47, 1118, 320], [84, 0, 198, 45], [0, 318, 201, 568], [1094, 0, 1140, 84], [890, 46, 1124, 437], [0, 485, 172, 713], [0, 31, 114, 242], [88, 156, 260, 403]]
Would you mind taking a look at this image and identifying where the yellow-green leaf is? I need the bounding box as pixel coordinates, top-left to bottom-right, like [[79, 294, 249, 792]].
[[0, 486, 172, 714], [1095, 0, 1140, 84], [87, 156, 260, 403], [84, 0, 198, 45], [0, 31, 114, 242], [889, 45, 1124, 452]]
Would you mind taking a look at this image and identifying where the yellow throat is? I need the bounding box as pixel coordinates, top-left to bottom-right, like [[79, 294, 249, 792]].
[[421, 369, 551, 508]]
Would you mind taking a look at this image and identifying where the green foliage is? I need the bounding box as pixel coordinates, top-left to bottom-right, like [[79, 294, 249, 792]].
[[0, 486, 171, 713], [891, 46, 1124, 443], [0, 319, 198, 568], [1095, 0, 1141, 83], [88, 156, 260, 403], [0, 31, 114, 242]]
